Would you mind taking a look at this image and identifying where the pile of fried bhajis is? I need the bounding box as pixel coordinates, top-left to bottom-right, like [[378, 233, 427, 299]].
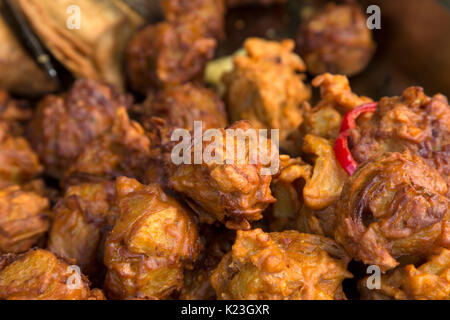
[[0, 0, 448, 300]]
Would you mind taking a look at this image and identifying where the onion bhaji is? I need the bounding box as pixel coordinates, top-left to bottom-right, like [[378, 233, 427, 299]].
[[296, 2, 376, 76], [104, 177, 201, 300], [161, 0, 225, 39], [126, 21, 216, 93], [169, 120, 276, 230], [211, 228, 352, 299], [28, 79, 132, 178], [335, 152, 450, 272], [300, 73, 372, 141], [0, 185, 50, 254], [0, 90, 32, 135], [0, 122, 42, 189], [47, 181, 117, 280], [66, 107, 151, 183], [349, 86, 450, 196], [267, 155, 311, 232], [359, 248, 450, 300], [224, 38, 311, 149], [139, 83, 227, 187], [140, 83, 227, 147], [0, 249, 105, 300]]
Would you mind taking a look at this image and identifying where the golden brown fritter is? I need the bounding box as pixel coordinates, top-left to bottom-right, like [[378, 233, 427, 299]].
[[302, 134, 348, 210], [180, 225, 235, 300], [0, 122, 42, 189], [300, 73, 372, 141], [0, 185, 50, 254], [104, 177, 201, 300], [267, 155, 311, 232], [0, 249, 105, 300], [359, 249, 450, 300], [224, 38, 311, 150], [211, 228, 352, 300], [161, 0, 225, 39], [28, 79, 132, 178], [267, 135, 347, 237], [126, 21, 216, 94], [139, 83, 227, 187], [296, 2, 375, 76], [65, 108, 150, 183], [226, 0, 286, 7], [47, 181, 117, 280], [335, 152, 450, 272], [169, 120, 276, 230], [139, 83, 227, 147], [349, 87, 450, 196]]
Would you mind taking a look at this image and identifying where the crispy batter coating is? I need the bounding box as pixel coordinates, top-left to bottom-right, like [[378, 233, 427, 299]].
[[359, 249, 450, 300], [48, 181, 117, 280], [161, 0, 225, 39], [140, 83, 227, 147], [300, 73, 372, 141], [211, 229, 352, 300], [267, 155, 311, 232], [0, 185, 50, 254], [296, 2, 375, 76], [349, 87, 450, 196], [0, 249, 105, 300], [66, 108, 150, 182], [180, 226, 235, 300], [169, 120, 276, 230], [104, 177, 201, 299], [302, 134, 348, 210], [126, 21, 216, 93], [226, 0, 286, 7], [140, 83, 227, 187], [28, 79, 132, 178], [335, 152, 450, 272], [0, 122, 42, 189], [224, 38, 311, 148]]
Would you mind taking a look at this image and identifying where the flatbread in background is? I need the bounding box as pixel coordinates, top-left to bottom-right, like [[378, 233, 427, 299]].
[[17, 0, 144, 91], [0, 13, 57, 96]]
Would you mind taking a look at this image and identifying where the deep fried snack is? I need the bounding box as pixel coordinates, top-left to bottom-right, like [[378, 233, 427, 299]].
[[296, 2, 375, 76], [104, 177, 201, 300], [226, 0, 286, 7], [47, 181, 117, 280], [0, 122, 42, 189], [335, 152, 450, 272], [300, 73, 372, 141], [66, 108, 150, 182], [0, 185, 50, 254], [302, 134, 348, 210], [140, 83, 227, 187], [359, 249, 450, 300], [161, 0, 225, 39], [267, 155, 311, 232], [180, 225, 235, 300], [349, 87, 450, 196], [126, 21, 216, 93], [0, 249, 105, 300], [211, 229, 352, 300], [224, 38, 311, 147], [28, 79, 132, 178], [169, 120, 276, 230], [139, 83, 227, 147]]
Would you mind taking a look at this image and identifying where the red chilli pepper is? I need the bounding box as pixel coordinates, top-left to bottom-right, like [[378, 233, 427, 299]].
[[334, 102, 378, 175]]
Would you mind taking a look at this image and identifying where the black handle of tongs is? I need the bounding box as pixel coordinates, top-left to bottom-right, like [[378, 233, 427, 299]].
[[1, 0, 62, 90]]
